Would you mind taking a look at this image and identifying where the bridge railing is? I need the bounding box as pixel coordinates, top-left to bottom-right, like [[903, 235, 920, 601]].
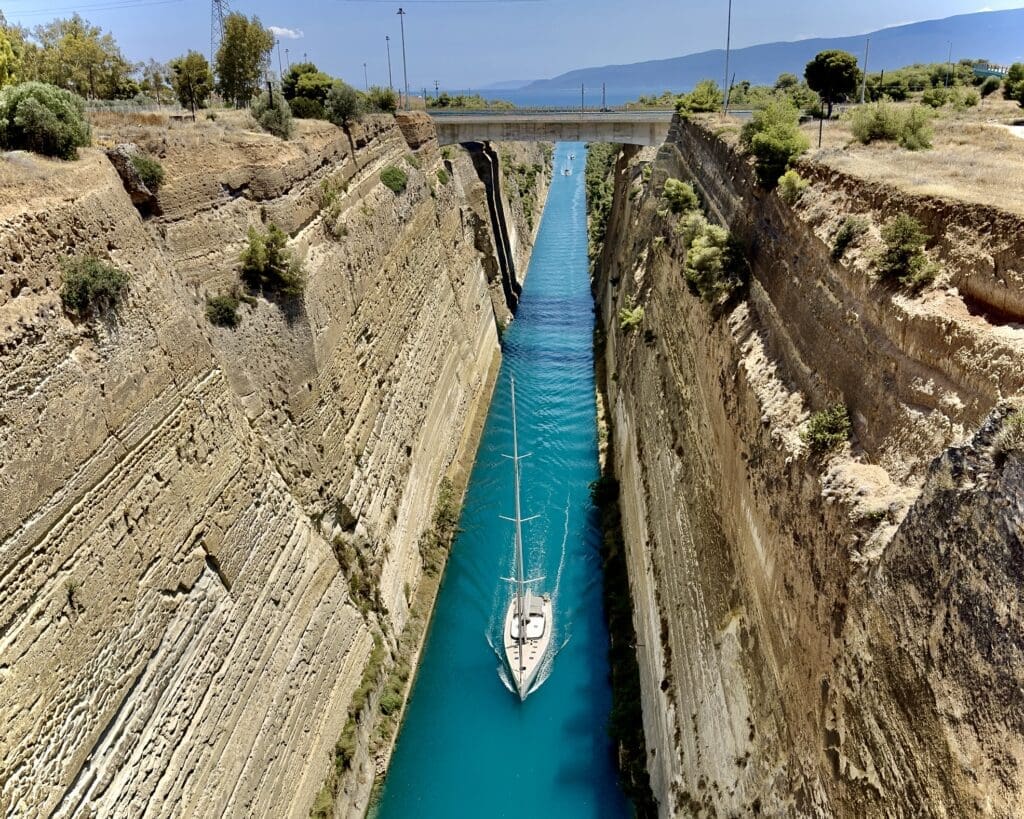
[[427, 107, 677, 117]]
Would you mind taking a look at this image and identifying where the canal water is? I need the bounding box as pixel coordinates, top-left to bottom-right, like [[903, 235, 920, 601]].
[[376, 143, 631, 818]]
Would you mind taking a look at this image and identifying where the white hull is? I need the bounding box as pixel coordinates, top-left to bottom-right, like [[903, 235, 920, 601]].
[[503, 595, 553, 698]]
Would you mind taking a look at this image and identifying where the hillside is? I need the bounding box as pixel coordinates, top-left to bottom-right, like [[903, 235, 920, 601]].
[[524, 7, 1024, 94]]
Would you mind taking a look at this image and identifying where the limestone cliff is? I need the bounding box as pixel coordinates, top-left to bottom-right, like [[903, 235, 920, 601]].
[[0, 112, 547, 817], [594, 118, 1024, 816]]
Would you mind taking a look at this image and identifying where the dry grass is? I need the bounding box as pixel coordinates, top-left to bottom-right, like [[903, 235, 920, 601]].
[[87, 110, 169, 129], [800, 99, 1024, 215]]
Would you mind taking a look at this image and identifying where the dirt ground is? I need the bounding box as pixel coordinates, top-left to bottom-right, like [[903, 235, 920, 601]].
[[707, 95, 1024, 216]]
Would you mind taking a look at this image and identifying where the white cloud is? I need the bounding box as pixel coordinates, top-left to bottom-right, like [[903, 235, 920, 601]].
[[269, 26, 303, 40]]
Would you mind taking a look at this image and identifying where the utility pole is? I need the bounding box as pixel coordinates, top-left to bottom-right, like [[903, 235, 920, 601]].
[[386, 36, 394, 93], [434, 79, 439, 100], [602, 81, 606, 110], [277, 39, 284, 80], [363, 62, 369, 91], [285, 48, 290, 69], [397, 7, 410, 110], [581, 83, 584, 115], [722, 0, 733, 115], [860, 37, 870, 103], [945, 41, 953, 88]]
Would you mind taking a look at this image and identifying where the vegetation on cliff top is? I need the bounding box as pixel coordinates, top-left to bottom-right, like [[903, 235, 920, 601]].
[[380, 164, 408, 194], [739, 99, 809, 188], [850, 101, 933, 150], [0, 81, 90, 159], [251, 89, 293, 139]]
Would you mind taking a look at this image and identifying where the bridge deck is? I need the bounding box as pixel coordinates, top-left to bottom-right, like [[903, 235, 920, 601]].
[[429, 110, 676, 146]]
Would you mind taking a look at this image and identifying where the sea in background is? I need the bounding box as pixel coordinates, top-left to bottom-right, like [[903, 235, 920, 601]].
[[435, 87, 658, 108], [375, 142, 630, 819]]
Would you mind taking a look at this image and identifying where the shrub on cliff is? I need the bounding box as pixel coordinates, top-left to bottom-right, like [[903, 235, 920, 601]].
[[380, 165, 408, 194], [739, 100, 809, 188], [663, 177, 699, 214], [0, 81, 90, 159], [802, 404, 851, 455], [777, 169, 809, 205], [60, 256, 129, 317], [240, 223, 304, 298], [994, 409, 1024, 460], [831, 216, 867, 261], [130, 153, 164, 191], [850, 102, 932, 150], [876, 214, 936, 291], [676, 213, 745, 303], [436, 168, 450, 186], [618, 299, 644, 332], [1007, 64, 1024, 109], [251, 89, 294, 139], [205, 294, 240, 327]]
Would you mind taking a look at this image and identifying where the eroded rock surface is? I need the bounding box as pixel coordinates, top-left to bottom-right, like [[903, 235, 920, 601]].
[[595, 117, 1024, 816], [0, 114, 547, 817]]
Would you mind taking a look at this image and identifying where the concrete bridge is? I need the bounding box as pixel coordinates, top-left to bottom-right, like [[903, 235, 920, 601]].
[[429, 110, 675, 146]]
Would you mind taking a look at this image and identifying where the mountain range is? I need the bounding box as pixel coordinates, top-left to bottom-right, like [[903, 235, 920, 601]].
[[511, 8, 1024, 94]]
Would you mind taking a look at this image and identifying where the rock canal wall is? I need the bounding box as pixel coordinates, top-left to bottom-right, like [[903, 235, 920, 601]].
[[594, 116, 1024, 816]]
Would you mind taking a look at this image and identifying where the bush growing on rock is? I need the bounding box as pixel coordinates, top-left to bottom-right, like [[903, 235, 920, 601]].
[[380, 165, 408, 194], [663, 177, 699, 213], [980, 76, 1002, 98], [777, 169, 809, 205], [0, 81, 90, 159], [205, 294, 240, 327], [618, 299, 644, 332], [994, 409, 1024, 460], [876, 214, 936, 290], [739, 100, 809, 188], [436, 168, 450, 185], [802, 404, 851, 455], [130, 153, 164, 191], [60, 256, 129, 317], [831, 216, 867, 260], [240, 223, 304, 298], [251, 89, 293, 139]]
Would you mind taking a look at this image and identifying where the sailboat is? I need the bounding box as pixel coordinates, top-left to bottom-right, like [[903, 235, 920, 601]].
[[501, 377, 553, 700]]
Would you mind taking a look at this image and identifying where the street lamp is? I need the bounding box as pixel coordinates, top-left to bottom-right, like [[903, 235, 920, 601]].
[[722, 0, 733, 115], [363, 62, 368, 91], [386, 35, 394, 93], [397, 7, 410, 110], [945, 41, 953, 88]]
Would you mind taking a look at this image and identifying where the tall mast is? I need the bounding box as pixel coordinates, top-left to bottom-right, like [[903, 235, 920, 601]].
[[511, 377, 526, 689]]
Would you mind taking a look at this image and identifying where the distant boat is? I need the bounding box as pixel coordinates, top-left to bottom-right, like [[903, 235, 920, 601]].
[[562, 168, 572, 176], [502, 377, 552, 700], [568, 153, 576, 160]]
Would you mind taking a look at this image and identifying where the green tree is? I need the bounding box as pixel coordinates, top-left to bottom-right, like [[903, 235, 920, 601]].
[[325, 80, 361, 126], [139, 59, 170, 103], [774, 72, 800, 92], [364, 85, 398, 113], [252, 88, 293, 138], [0, 27, 21, 88], [27, 15, 136, 100], [170, 51, 213, 112], [215, 12, 274, 107], [1005, 63, 1024, 108], [0, 81, 91, 158], [804, 49, 860, 118], [281, 61, 317, 99], [295, 70, 333, 105]]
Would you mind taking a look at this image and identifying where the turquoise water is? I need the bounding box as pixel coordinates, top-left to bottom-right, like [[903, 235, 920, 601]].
[[376, 143, 630, 819]]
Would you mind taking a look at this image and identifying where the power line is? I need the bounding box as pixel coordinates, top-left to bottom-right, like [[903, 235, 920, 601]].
[[8, 0, 183, 17]]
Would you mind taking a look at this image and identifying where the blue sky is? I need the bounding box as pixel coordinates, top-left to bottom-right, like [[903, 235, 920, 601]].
[[3, 0, 1022, 88]]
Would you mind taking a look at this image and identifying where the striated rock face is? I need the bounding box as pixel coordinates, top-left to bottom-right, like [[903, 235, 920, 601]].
[[595, 117, 1024, 816], [0, 114, 544, 817]]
